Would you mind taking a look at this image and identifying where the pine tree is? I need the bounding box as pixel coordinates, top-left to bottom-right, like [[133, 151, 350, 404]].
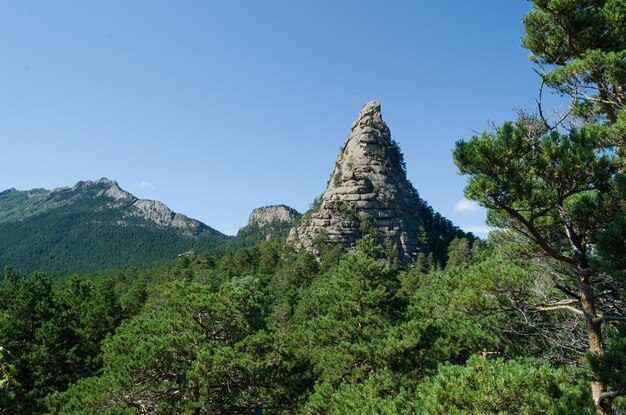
[[454, 118, 626, 413]]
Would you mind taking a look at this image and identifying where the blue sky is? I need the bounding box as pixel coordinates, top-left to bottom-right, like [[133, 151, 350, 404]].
[[0, 1, 549, 236]]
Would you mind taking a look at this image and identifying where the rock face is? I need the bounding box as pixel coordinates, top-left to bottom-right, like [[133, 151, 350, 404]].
[[288, 100, 465, 263], [236, 205, 301, 243], [247, 205, 300, 228], [70, 178, 211, 237]]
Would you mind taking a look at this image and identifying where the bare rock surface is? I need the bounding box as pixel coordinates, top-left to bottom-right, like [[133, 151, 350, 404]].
[[97, 179, 210, 237], [235, 205, 301, 243], [247, 205, 299, 228], [288, 100, 453, 262]]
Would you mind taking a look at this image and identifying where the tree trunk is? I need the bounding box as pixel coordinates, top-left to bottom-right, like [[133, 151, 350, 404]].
[[579, 276, 612, 415]]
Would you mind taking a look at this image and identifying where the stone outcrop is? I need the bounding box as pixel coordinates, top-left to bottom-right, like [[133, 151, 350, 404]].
[[95, 179, 211, 237], [130, 199, 210, 236], [288, 100, 455, 263], [247, 205, 299, 228], [237, 205, 301, 242]]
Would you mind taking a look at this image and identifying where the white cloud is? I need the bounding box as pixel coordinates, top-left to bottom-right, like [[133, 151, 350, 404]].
[[462, 225, 492, 237], [454, 198, 480, 214], [136, 180, 155, 190]]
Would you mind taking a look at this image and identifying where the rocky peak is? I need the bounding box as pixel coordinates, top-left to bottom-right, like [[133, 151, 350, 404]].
[[0, 188, 16, 196], [234, 205, 301, 244], [288, 100, 454, 263], [351, 100, 388, 135], [49, 178, 210, 237], [101, 181, 135, 202], [247, 205, 299, 228], [96, 177, 117, 186], [130, 199, 211, 236], [72, 177, 114, 190]]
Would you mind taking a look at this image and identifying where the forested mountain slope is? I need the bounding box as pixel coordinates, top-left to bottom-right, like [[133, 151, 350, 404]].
[[0, 178, 230, 273]]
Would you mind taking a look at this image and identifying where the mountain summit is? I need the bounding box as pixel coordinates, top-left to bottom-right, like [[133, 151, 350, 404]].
[[288, 100, 469, 263]]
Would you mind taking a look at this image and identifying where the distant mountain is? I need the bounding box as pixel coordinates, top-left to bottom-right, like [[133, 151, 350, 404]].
[[0, 178, 230, 274]]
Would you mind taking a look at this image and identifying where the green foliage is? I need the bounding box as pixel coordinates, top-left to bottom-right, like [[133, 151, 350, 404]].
[[454, 117, 626, 411], [445, 237, 473, 269], [522, 0, 626, 125], [596, 212, 626, 276], [412, 199, 473, 267], [0, 187, 51, 224], [50, 278, 259, 414], [0, 346, 16, 393], [416, 355, 594, 414], [228, 205, 301, 251], [287, 238, 406, 384], [0, 213, 228, 275], [407, 254, 532, 367], [455, 120, 616, 216], [454, 119, 624, 269], [1, 225, 611, 414], [358, 212, 379, 239], [455, 28, 626, 409], [302, 370, 417, 415], [333, 171, 342, 187], [47, 247, 321, 415], [588, 327, 626, 396], [367, 139, 408, 175], [0, 271, 63, 413], [0, 264, 152, 414]]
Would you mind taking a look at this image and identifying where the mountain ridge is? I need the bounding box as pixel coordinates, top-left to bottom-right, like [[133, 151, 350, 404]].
[[0, 178, 213, 237], [0, 178, 230, 273]]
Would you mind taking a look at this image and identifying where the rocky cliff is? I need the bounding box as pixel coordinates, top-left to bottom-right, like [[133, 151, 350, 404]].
[[288, 100, 469, 263], [246, 205, 300, 228], [100, 179, 212, 237], [234, 205, 301, 246]]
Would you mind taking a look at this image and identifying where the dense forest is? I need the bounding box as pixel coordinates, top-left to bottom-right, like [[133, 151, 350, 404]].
[[1, 0, 626, 414], [0, 233, 617, 414]]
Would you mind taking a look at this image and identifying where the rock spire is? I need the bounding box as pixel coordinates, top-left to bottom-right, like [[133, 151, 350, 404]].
[[288, 100, 430, 262]]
